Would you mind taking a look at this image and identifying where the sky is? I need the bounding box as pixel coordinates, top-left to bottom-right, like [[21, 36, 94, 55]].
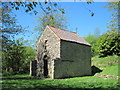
[[13, 2, 113, 46]]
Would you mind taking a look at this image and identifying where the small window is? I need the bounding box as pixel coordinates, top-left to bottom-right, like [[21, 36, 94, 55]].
[[45, 40, 48, 43]]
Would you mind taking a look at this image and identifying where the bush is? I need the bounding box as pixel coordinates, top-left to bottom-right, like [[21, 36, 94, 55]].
[[95, 30, 120, 57]]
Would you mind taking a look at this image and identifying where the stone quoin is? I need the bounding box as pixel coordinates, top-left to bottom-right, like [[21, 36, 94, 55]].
[[30, 26, 91, 79]]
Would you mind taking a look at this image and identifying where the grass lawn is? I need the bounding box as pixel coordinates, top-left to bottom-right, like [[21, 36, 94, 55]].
[[1, 55, 119, 89], [1, 75, 119, 89], [92, 55, 119, 76], [100, 64, 118, 76]]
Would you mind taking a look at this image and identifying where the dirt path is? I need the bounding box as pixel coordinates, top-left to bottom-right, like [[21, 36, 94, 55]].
[[95, 73, 120, 79]]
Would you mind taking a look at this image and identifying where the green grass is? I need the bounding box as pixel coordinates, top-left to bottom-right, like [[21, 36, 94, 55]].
[[92, 55, 119, 76], [1, 75, 119, 89], [100, 64, 118, 76], [92, 55, 119, 66], [1, 55, 120, 89]]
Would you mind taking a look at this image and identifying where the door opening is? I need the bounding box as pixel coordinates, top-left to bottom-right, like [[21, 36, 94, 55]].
[[43, 55, 48, 77]]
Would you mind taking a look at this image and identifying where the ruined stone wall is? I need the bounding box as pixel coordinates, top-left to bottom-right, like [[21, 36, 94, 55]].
[[30, 60, 37, 76], [36, 26, 60, 78], [54, 40, 91, 78]]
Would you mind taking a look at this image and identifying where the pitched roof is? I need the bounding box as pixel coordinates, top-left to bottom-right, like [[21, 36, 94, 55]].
[[48, 26, 91, 46]]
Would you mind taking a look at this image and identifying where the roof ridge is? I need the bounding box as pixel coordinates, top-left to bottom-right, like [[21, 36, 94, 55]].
[[48, 26, 77, 34], [47, 26, 61, 39], [59, 28, 76, 34], [47, 25, 91, 46]]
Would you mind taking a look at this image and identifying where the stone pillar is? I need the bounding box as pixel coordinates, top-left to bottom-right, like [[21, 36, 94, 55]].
[[30, 60, 37, 76]]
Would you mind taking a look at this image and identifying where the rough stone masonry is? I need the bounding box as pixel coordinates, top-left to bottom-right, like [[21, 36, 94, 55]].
[[30, 25, 91, 79]]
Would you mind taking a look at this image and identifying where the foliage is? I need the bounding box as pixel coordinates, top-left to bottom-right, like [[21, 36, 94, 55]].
[[95, 30, 120, 57], [85, 3, 119, 57], [84, 34, 96, 45], [2, 39, 35, 74], [84, 34, 97, 56], [21, 46, 36, 72], [99, 2, 119, 56], [2, 40, 24, 72], [1, 3, 24, 75], [1, 4, 25, 73], [9, 2, 65, 15], [104, 2, 119, 31], [8, 1, 95, 16], [84, 28, 100, 56], [1, 2, 23, 51], [35, 12, 67, 31], [1, 2, 35, 74], [34, 9, 67, 41]]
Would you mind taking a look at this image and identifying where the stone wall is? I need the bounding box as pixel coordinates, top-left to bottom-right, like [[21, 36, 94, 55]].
[[54, 40, 91, 78], [36, 26, 60, 79], [35, 26, 91, 79], [30, 60, 37, 76]]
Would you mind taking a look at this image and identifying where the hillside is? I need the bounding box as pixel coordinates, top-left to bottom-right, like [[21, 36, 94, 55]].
[[92, 55, 119, 76]]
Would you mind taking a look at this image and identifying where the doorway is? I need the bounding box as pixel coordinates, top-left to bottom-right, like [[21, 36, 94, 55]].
[[43, 55, 48, 77]]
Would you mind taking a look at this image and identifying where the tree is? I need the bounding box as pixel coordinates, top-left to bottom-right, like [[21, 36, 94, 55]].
[[21, 46, 35, 72], [2, 39, 35, 73], [9, 2, 65, 15], [104, 2, 119, 32], [94, 2, 120, 57], [95, 30, 120, 57], [1, 2, 65, 48], [35, 11, 67, 30], [9, 1, 95, 16], [94, 27, 100, 38], [1, 3, 29, 73], [1, 2, 23, 51], [34, 9, 67, 41], [2, 39, 24, 72], [84, 34, 98, 56], [84, 28, 100, 56]]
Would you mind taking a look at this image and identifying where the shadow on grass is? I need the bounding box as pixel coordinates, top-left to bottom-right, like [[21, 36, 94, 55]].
[[1, 87, 119, 90], [1, 65, 102, 80], [91, 65, 102, 76], [1, 77, 42, 80]]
